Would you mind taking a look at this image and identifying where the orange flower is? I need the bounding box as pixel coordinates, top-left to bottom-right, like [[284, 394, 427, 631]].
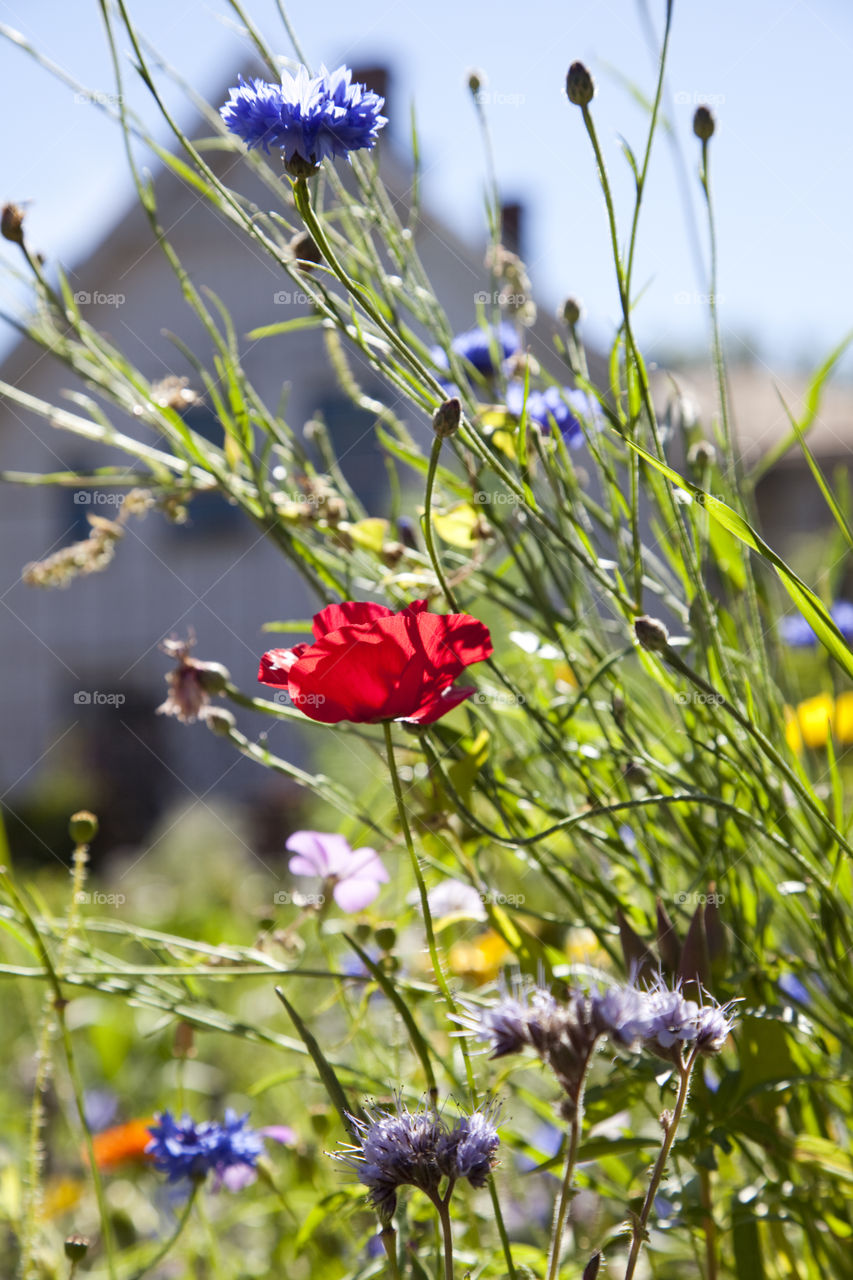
[[448, 929, 513, 984], [89, 1119, 155, 1170]]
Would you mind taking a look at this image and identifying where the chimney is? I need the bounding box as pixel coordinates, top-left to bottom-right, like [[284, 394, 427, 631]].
[[500, 201, 524, 257]]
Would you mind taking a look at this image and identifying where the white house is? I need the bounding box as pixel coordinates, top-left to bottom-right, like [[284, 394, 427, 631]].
[[0, 68, 591, 856]]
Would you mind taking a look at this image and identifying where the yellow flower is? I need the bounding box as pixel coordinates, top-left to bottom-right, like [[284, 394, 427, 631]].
[[565, 927, 608, 968], [448, 929, 513, 984], [785, 691, 853, 752]]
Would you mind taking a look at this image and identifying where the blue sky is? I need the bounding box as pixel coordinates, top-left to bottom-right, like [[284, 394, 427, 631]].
[[1, 0, 852, 374]]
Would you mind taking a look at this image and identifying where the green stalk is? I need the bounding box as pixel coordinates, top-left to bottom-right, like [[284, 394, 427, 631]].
[[546, 1103, 583, 1280], [129, 1183, 198, 1280], [382, 721, 475, 1094], [624, 1048, 698, 1280]]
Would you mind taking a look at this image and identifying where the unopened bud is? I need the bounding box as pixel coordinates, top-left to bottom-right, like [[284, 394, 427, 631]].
[[583, 1253, 602, 1280], [203, 707, 236, 736], [634, 614, 669, 652], [380, 541, 405, 567], [467, 69, 485, 96], [195, 661, 231, 695], [566, 62, 595, 107], [64, 1235, 90, 1262], [69, 811, 98, 846], [286, 155, 320, 180], [374, 923, 397, 952], [433, 397, 461, 439], [688, 440, 716, 470], [1, 203, 25, 245], [693, 105, 715, 141], [290, 231, 322, 270], [561, 296, 583, 327]]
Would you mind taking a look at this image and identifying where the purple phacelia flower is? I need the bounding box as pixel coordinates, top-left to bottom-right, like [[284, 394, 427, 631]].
[[334, 1097, 500, 1222], [641, 977, 738, 1060], [589, 985, 651, 1049], [220, 65, 387, 175]]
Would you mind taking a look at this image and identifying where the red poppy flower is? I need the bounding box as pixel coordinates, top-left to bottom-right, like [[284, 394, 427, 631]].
[[258, 600, 493, 725]]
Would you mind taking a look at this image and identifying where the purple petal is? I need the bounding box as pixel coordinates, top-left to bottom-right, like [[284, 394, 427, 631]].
[[343, 846, 389, 883], [218, 1163, 257, 1192], [333, 877, 383, 913], [286, 830, 352, 878], [260, 1125, 296, 1145]]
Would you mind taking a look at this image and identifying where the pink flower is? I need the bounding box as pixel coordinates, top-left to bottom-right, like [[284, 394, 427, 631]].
[[286, 831, 389, 913]]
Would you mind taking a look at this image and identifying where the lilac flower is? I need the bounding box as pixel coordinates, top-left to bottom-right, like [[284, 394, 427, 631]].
[[334, 1097, 500, 1222], [286, 830, 389, 912], [779, 600, 853, 647], [146, 1110, 293, 1189], [220, 66, 386, 175], [506, 382, 600, 446]]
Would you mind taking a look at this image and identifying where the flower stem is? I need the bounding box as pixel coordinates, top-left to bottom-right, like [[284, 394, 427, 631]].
[[623, 1049, 698, 1280], [546, 1102, 583, 1280], [382, 721, 474, 1093], [129, 1183, 198, 1280], [436, 1195, 456, 1280]]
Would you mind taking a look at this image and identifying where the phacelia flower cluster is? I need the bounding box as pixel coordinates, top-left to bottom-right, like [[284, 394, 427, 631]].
[[457, 975, 738, 1104], [147, 1110, 293, 1190], [220, 65, 387, 175], [334, 1097, 500, 1222]]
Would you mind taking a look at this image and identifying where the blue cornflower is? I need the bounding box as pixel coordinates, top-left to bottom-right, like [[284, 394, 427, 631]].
[[334, 1097, 500, 1221], [147, 1110, 292, 1189], [220, 65, 386, 175], [506, 382, 600, 447], [432, 323, 520, 386], [779, 600, 853, 647]]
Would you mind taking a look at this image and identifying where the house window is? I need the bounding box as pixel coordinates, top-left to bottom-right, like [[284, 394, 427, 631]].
[[314, 394, 388, 507], [170, 404, 247, 537]]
